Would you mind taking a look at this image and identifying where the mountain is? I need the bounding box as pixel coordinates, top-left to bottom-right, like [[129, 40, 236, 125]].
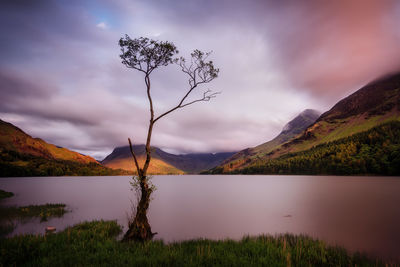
[[216, 109, 320, 171], [222, 121, 400, 176], [0, 119, 128, 177], [210, 72, 400, 174], [102, 146, 184, 175], [0, 119, 97, 164], [266, 72, 400, 159], [102, 145, 236, 174]]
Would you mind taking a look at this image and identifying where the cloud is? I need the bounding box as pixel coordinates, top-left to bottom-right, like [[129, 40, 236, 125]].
[[1, 0, 399, 159], [260, 0, 400, 101], [96, 22, 108, 29]]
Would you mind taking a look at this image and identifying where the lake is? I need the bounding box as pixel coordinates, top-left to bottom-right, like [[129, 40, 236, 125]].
[[1, 175, 399, 260]]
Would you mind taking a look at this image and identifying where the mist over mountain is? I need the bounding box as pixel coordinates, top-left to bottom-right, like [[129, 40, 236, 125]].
[[217, 109, 321, 171], [102, 145, 235, 174], [318, 72, 400, 121], [211, 71, 400, 174], [282, 109, 321, 134]]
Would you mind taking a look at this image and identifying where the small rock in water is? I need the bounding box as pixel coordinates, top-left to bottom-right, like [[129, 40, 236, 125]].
[[45, 226, 56, 233]]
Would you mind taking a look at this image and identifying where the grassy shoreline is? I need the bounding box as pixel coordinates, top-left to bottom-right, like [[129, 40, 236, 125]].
[[0, 189, 14, 199], [0, 203, 68, 238], [1, 220, 396, 266], [0, 190, 69, 238], [0, 203, 67, 222]]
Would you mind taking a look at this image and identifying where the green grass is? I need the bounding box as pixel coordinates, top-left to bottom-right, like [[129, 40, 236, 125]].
[[0, 189, 68, 238], [0, 203, 67, 222], [0, 189, 14, 199], [0, 222, 15, 238], [0, 149, 130, 177], [213, 121, 400, 175], [0, 220, 396, 266], [319, 116, 380, 144], [0, 203, 68, 238]]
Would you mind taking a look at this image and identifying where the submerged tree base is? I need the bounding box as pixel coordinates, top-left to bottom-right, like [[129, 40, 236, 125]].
[[122, 224, 157, 242], [1, 220, 397, 266], [123, 176, 156, 242]]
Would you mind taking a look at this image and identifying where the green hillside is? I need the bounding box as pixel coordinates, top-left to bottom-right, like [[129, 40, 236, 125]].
[[0, 119, 128, 177], [213, 72, 400, 174], [209, 121, 400, 175], [0, 149, 129, 177], [218, 109, 320, 171], [0, 119, 97, 164]]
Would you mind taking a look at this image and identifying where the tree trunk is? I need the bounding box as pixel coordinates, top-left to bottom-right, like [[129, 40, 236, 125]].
[[122, 177, 155, 242], [123, 75, 156, 242]]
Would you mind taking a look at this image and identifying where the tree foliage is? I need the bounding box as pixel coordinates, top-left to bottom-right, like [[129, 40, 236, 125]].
[[119, 36, 178, 74], [119, 35, 219, 241], [119, 35, 219, 179]]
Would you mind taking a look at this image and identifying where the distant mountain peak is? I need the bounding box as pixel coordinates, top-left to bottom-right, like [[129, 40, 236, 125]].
[[300, 109, 320, 117], [259, 72, 400, 164], [102, 144, 236, 174], [217, 108, 321, 171], [281, 109, 320, 134]]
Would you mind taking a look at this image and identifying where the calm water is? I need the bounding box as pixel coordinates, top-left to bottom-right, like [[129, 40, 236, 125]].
[[1, 175, 399, 260]]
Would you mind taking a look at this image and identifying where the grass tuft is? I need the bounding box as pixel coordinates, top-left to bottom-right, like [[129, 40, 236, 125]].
[[0, 203, 67, 222], [0, 189, 14, 200], [1, 221, 396, 266]]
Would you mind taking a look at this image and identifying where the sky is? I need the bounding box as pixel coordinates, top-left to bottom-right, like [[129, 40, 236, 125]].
[[1, 0, 400, 160]]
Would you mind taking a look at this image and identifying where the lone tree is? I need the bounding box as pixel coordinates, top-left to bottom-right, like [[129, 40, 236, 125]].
[[119, 35, 219, 241]]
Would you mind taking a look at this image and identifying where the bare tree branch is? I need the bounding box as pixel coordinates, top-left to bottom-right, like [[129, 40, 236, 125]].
[[154, 89, 220, 123], [153, 50, 220, 123], [180, 90, 221, 108], [128, 138, 141, 176]]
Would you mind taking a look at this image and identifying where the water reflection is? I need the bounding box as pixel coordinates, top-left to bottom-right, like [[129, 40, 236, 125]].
[[0, 175, 399, 260]]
